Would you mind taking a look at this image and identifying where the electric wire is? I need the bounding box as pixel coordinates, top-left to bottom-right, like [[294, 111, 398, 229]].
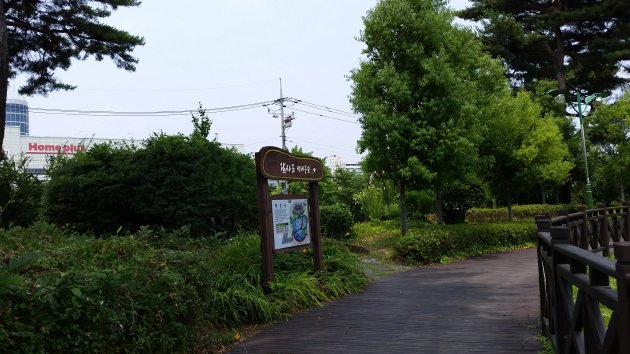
[[288, 98, 360, 118], [289, 107, 360, 124], [28, 100, 276, 117]]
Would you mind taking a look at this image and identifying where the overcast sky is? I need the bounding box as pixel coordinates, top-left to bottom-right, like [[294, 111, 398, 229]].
[[9, 0, 471, 163]]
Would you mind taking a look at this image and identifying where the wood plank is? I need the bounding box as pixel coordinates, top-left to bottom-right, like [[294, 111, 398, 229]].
[[230, 248, 542, 353]]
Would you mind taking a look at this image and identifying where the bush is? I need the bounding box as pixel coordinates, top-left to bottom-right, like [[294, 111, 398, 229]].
[[0, 225, 367, 353], [441, 180, 486, 224], [0, 156, 43, 228], [44, 134, 257, 237], [0, 223, 214, 353], [393, 222, 536, 265], [320, 204, 354, 239], [465, 204, 580, 223]]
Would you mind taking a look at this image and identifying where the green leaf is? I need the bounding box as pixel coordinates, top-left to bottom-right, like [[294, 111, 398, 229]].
[[71, 287, 83, 297]]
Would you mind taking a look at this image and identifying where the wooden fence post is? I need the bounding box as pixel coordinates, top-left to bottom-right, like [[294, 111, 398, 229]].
[[624, 202, 630, 242], [550, 226, 571, 353], [535, 215, 552, 336], [614, 242, 630, 354]]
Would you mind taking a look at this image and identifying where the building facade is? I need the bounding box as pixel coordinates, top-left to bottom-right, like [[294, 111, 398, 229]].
[[6, 99, 29, 135]]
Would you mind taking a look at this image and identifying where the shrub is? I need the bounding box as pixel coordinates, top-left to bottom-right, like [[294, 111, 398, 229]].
[[0, 223, 215, 353], [0, 226, 367, 353], [406, 190, 434, 220], [441, 180, 486, 224], [0, 156, 43, 228], [320, 204, 354, 239], [44, 134, 257, 237], [465, 204, 580, 223], [393, 222, 536, 265]]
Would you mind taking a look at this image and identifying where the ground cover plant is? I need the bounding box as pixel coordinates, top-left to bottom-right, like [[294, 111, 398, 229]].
[[0, 224, 367, 353], [348, 220, 536, 267]]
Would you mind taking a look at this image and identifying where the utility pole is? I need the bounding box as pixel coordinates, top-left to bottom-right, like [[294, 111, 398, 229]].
[[279, 78, 287, 150]]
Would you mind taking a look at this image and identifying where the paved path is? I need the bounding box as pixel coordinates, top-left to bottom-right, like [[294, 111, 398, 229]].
[[230, 248, 541, 353]]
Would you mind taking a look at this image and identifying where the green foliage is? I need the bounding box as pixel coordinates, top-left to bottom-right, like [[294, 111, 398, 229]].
[[320, 204, 354, 239], [441, 179, 485, 224], [44, 114, 257, 237], [328, 168, 368, 222], [393, 222, 536, 265], [0, 225, 367, 353], [350, 0, 509, 225], [0, 224, 214, 353], [6, 1, 145, 96], [459, 0, 630, 93], [406, 189, 434, 220], [589, 91, 630, 203], [465, 204, 578, 223], [0, 156, 43, 228], [480, 91, 573, 209], [354, 185, 399, 221]]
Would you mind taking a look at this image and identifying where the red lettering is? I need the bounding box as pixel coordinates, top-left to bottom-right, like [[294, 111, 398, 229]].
[[28, 143, 38, 151]]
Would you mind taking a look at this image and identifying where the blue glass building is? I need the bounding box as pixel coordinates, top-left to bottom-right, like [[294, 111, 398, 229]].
[[6, 99, 29, 135]]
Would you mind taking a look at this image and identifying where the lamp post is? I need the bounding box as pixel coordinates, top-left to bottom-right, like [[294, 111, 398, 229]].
[[553, 90, 603, 209]]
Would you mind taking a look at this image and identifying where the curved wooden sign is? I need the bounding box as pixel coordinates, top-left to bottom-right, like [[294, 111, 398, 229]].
[[257, 146, 324, 181]]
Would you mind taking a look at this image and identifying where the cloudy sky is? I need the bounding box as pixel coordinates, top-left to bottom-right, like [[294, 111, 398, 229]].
[[9, 0, 471, 164]]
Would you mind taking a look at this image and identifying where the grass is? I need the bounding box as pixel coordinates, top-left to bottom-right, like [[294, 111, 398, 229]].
[[0, 224, 367, 353]]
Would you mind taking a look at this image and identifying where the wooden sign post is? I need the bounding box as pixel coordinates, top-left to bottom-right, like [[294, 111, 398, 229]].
[[255, 146, 324, 292]]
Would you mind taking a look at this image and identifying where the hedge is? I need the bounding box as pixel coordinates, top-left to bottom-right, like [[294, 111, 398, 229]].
[[465, 204, 581, 223], [393, 222, 536, 265]]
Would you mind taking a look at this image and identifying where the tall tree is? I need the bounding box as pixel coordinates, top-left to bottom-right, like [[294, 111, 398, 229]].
[[2, 0, 144, 151], [459, 0, 630, 93], [588, 91, 630, 202], [480, 91, 573, 220], [350, 0, 506, 232]]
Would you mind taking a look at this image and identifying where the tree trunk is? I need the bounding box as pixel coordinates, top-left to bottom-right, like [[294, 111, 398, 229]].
[[541, 186, 547, 204], [621, 180, 626, 203], [435, 185, 443, 224], [399, 180, 408, 236], [0, 1, 8, 158], [507, 194, 513, 221]]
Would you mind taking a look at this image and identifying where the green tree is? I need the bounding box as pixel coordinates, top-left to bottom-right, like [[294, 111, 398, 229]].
[[350, 0, 506, 232], [588, 91, 630, 202], [480, 91, 573, 220], [459, 0, 630, 93], [2, 0, 144, 150]]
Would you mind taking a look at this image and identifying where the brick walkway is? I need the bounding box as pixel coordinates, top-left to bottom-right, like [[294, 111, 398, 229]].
[[230, 248, 541, 353]]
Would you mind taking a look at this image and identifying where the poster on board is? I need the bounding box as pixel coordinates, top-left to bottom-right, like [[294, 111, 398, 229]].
[[272, 198, 310, 250]]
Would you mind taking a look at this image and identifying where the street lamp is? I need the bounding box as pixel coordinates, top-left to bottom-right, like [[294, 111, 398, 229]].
[[552, 90, 604, 209]]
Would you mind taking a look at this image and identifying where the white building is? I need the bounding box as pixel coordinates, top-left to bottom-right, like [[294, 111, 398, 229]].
[[4, 99, 245, 177], [327, 154, 362, 175]]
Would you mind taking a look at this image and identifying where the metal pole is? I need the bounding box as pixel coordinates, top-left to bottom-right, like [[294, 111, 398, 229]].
[[278, 78, 288, 194], [279, 78, 286, 150], [577, 91, 594, 209]]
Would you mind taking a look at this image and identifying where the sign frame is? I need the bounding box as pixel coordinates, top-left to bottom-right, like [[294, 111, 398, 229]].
[[255, 146, 324, 292]]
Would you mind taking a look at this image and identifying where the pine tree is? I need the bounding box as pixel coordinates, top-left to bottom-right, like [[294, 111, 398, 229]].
[[459, 0, 630, 93], [1, 0, 144, 151]]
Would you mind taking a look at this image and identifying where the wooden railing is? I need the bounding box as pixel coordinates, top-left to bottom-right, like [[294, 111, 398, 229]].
[[536, 205, 630, 354]]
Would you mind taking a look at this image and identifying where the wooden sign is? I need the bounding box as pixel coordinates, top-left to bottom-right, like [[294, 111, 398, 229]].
[[257, 146, 324, 181], [255, 146, 324, 293]]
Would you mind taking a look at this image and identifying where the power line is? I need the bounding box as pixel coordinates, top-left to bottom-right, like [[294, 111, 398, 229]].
[[28, 100, 275, 117], [290, 107, 360, 124], [289, 98, 360, 118], [286, 137, 361, 156]]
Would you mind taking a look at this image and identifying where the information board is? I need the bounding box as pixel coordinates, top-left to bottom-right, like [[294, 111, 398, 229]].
[[272, 198, 310, 250]]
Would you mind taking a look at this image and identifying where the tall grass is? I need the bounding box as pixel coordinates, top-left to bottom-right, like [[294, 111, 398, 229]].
[[0, 224, 367, 353]]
